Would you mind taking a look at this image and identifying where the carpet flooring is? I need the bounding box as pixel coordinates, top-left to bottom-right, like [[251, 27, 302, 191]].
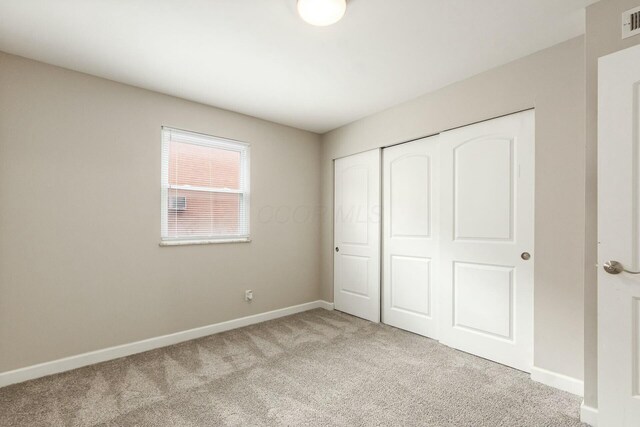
[[0, 309, 585, 426]]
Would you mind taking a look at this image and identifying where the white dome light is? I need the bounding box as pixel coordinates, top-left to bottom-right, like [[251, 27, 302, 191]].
[[297, 0, 347, 26]]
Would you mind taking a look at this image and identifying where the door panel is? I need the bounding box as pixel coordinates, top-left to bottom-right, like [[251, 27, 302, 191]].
[[453, 262, 513, 339], [440, 111, 534, 372], [334, 150, 381, 323], [340, 166, 369, 244], [390, 256, 431, 316], [383, 137, 439, 338], [454, 137, 514, 241], [598, 44, 640, 427], [340, 255, 369, 296], [390, 155, 431, 237]]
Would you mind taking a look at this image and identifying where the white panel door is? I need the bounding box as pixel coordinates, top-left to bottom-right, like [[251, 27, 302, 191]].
[[598, 44, 640, 427], [439, 110, 535, 372], [334, 149, 381, 323], [382, 136, 439, 338]]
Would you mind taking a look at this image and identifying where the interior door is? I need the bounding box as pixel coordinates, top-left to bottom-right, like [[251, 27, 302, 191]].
[[382, 136, 439, 338], [334, 149, 381, 323], [598, 44, 640, 427], [439, 110, 535, 372]]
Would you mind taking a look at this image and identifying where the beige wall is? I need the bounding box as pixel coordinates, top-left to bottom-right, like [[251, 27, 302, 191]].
[[0, 52, 322, 373], [584, 0, 640, 409], [321, 37, 586, 380]]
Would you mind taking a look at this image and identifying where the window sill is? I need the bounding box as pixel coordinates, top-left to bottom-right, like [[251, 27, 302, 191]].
[[159, 238, 251, 247]]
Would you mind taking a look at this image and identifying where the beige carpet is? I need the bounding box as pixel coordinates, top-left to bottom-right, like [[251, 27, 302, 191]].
[[0, 309, 584, 426]]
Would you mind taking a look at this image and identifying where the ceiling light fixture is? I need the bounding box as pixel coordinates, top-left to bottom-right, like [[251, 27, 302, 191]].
[[297, 0, 347, 27]]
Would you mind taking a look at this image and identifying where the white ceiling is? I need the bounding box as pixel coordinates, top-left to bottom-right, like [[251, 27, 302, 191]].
[[0, 0, 598, 133]]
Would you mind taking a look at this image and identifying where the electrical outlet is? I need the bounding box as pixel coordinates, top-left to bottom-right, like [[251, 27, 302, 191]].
[[245, 290, 253, 302]]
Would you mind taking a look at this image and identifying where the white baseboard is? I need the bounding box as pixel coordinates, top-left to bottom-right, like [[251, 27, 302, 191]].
[[530, 366, 584, 396], [580, 401, 598, 426], [0, 300, 334, 389], [318, 300, 335, 310]]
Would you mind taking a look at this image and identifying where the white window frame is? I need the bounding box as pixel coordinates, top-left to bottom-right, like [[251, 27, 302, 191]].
[[160, 127, 250, 246]]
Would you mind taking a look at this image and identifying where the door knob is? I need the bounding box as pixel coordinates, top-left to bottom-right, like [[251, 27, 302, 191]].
[[521, 252, 531, 261], [603, 260, 640, 275], [335, 247, 339, 253]]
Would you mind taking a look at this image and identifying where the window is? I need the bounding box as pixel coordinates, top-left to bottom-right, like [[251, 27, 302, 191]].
[[161, 127, 250, 244]]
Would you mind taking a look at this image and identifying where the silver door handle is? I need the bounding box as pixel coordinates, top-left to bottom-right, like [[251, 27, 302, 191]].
[[603, 260, 640, 275]]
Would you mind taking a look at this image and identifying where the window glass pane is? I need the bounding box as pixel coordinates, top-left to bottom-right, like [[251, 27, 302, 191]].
[[166, 189, 242, 238], [168, 140, 241, 190]]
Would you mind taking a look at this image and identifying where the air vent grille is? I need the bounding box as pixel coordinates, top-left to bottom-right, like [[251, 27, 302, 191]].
[[632, 11, 640, 31], [623, 7, 640, 39], [169, 195, 187, 211]]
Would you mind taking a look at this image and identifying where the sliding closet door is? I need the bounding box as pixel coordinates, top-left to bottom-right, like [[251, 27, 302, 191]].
[[439, 110, 534, 372], [382, 137, 439, 338], [334, 149, 381, 323]]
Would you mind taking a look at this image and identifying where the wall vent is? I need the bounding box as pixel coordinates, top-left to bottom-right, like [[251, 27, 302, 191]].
[[169, 195, 187, 211], [623, 6, 640, 39]]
